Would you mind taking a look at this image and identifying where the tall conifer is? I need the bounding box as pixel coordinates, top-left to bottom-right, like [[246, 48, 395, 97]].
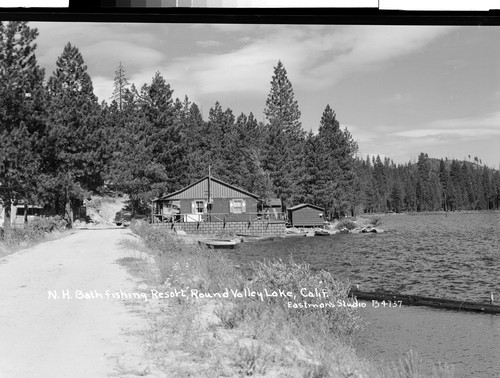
[[262, 61, 305, 205], [0, 21, 45, 226], [111, 62, 130, 111], [316, 105, 358, 217], [43, 42, 102, 225]]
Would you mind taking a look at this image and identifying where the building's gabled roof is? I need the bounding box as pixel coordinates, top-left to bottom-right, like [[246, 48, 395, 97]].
[[153, 176, 259, 202], [287, 203, 325, 212]]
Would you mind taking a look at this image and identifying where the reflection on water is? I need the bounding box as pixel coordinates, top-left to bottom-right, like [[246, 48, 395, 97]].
[[229, 211, 500, 377], [234, 212, 500, 302], [357, 304, 500, 378]]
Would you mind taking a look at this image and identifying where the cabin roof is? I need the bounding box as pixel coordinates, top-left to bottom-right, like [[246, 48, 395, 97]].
[[287, 203, 325, 212], [153, 176, 259, 202]]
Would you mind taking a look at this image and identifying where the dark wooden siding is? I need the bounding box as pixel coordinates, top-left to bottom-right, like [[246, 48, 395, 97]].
[[212, 198, 229, 214], [180, 199, 192, 214], [289, 206, 324, 227], [178, 197, 259, 222]]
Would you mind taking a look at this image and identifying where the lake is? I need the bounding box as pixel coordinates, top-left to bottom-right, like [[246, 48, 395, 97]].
[[228, 211, 500, 377]]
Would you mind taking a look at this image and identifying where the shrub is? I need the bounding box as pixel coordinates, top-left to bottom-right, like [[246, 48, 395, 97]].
[[368, 216, 382, 227], [0, 216, 66, 249], [214, 302, 243, 329], [130, 221, 243, 292], [335, 219, 357, 230], [26, 215, 67, 233], [248, 258, 363, 342]]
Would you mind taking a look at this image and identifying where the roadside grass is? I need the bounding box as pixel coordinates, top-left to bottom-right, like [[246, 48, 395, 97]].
[[0, 216, 68, 258], [128, 221, 455, 378]]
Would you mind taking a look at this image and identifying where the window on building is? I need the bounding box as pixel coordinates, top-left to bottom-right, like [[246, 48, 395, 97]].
[[195, 201, 204, 214], [231, 199, 246, 214]]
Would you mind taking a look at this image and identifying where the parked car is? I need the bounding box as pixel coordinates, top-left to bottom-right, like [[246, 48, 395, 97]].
[[114, 210, 150, 226], [114, 211, 132, 226]]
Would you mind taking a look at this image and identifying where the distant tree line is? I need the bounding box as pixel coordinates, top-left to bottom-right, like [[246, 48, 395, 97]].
[[356, 153, 500, 213], [1, 22, 499, 226]]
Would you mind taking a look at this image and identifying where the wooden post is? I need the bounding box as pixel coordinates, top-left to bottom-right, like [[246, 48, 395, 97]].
[[4, 199, 12, 229], [207, 165, 211, 220]]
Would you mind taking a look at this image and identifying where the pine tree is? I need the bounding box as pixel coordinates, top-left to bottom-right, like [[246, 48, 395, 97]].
[[482, 167, 492, 209], [300, 131, 321, 205], [264, 60, 302, 135], [111, 62, 130, 111], [42, 42, 102, 225], [137, 72, 186, 192], [439, 159, 450, 211], [262, 118, 297, 202], [449, 159, 463, 210], [372, 155, 387, 212], [0, 21, 46, 226], [262, 61, 305, 205], [416, 153, 431, 210], [315, 105, 358, 217], [180, 102, 209, 182]]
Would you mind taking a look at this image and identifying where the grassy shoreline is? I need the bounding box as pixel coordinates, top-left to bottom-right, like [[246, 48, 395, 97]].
[[126, 221, 454, 377]]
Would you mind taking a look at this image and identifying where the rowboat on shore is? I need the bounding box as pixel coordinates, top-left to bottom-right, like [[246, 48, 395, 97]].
[[198, 238, 241, 249], [236, 234, 264, 242], [285, 228, 315, 237], [314, 229, 331, 236]]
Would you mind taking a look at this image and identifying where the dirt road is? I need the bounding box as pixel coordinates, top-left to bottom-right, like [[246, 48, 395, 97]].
[[0, 228, 153, 378]]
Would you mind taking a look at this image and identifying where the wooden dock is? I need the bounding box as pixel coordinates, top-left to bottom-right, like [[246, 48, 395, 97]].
[[349, 288, 500, 314]]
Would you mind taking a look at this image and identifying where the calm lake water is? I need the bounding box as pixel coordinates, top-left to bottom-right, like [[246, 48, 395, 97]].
[[228, 211, 500, 377]]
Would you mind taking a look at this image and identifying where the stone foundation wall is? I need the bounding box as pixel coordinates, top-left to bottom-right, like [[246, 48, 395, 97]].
[[161, 220, 286, 237]]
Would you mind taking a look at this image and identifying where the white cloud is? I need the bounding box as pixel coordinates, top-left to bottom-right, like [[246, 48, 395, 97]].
[[354, 112, 500, 166], [92, 76, 114, 104], [158, 25, 455, 102], [83, 41, 166, 72], [32, 23, 455, 110], [303, 26, 454, 87], [425, 112, 500, 130], [393, 128, 500, 138], [196, 40, 222, 48], [380, 92, 412, 105]]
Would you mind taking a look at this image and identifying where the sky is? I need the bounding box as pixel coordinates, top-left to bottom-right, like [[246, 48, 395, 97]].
[[30, 22, 500, 168]]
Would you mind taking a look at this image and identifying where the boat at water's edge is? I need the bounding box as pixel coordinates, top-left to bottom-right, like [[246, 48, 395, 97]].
[[314, 229, 332, 236], [236, 234, 265, 242], [198, 238, 241, 249]]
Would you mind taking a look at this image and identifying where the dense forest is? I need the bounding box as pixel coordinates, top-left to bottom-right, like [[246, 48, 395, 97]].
[[1, 22, 499, 225]]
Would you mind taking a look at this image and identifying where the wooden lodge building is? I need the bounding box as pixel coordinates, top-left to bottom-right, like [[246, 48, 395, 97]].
[[152, 176, 286, 237]]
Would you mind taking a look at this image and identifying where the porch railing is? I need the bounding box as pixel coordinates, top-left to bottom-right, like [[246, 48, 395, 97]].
[[151, 211, 287, 224]]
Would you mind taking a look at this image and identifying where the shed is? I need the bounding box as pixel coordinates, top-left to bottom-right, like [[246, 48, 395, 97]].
[[152, 176, 260, 223], [287, 203, 325, 227]]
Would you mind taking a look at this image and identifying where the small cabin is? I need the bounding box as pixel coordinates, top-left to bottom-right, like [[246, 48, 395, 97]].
[[287, 203, 325, 227], [152, 176, 260, 223]]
